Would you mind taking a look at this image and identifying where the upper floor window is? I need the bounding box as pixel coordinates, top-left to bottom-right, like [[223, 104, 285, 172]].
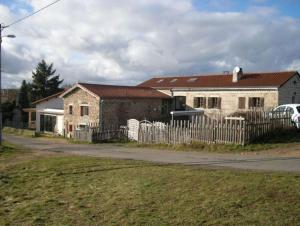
[[208, 97, 221, 109], [194, 97, 206, 108], [69, 105, 73, 115], [248, 97, 264, 108], [80, 106, 89, 116]]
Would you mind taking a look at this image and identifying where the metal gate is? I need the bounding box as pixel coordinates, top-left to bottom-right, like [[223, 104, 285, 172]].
[[127, 119, 140, 141]]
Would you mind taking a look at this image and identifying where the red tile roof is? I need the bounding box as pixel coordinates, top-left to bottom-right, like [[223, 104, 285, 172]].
[[138, 71, 299, 89], [78, 83, 170, 99]]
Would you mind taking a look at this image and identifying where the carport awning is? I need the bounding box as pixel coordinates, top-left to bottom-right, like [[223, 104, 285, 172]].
[[37, 109, 64, 115]]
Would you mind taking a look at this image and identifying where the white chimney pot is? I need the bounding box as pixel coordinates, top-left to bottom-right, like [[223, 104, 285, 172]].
[[232, 66, 243, 83]]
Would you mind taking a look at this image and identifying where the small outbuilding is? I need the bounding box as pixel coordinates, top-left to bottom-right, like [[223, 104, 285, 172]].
[[32, 91, 64, 135]]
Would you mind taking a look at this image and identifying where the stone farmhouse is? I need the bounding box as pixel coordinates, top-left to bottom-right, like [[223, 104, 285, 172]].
[[138, 68, 300, 116], [59, 83, 171, 135], [26, 68, 300, 136]]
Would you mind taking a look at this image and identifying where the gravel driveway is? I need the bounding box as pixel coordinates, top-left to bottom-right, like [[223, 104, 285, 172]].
[[4, 134, 300, 172]]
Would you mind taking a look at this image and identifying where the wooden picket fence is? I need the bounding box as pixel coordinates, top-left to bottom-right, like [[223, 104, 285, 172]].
[[138, 111, 294, 145], [73, 124, 128, 143]]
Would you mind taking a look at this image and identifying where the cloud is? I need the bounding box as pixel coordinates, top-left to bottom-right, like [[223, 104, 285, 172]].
[[287, 60, 300, 71], [0, 0, 300, 88]]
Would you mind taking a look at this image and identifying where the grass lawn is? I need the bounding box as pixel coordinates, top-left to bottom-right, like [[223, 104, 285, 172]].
[[3, 127, 36, 137], [0, 143, 300, 225], [125, 129, 300, 153]]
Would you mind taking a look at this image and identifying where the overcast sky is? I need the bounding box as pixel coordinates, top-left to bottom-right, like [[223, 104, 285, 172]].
[[1, 0, 300, 88]]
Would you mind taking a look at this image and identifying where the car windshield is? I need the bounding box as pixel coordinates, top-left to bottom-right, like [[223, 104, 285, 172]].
[[296, 106, 300, 113]]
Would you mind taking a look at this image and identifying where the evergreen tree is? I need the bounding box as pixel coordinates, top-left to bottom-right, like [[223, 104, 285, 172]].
[[17, 80, 30, 109], [31, 60, 63, 101], [17, 80, 31, 123], [1, 101, 16, 124]]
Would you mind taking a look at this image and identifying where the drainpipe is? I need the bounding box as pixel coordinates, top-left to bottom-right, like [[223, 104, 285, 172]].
[[100, 99, 104, 131], [170, 89, 174, 125], [170, 88, 175, 110]]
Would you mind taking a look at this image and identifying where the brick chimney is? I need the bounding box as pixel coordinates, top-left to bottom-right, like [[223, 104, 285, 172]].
[[232, 66, 243, 83]]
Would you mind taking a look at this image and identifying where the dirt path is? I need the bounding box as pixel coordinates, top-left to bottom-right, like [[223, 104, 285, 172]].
[[4, 134, 300, 172]]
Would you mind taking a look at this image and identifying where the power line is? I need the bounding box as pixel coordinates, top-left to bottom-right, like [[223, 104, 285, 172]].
[[5, 0, 64, 28]]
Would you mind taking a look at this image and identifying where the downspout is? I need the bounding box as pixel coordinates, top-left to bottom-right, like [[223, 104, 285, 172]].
[[170, 89, 174, 125], [170, 88, 175, 111], [100, 99, 104, 131]]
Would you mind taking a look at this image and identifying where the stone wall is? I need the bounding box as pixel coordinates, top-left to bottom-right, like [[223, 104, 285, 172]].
[[102, 98, 168, 126], [63, 88, 100, 132], [278, 73, 300, 104]]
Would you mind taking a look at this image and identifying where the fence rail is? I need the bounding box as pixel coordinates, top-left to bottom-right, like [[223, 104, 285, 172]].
[[138, 112, 293, 145]]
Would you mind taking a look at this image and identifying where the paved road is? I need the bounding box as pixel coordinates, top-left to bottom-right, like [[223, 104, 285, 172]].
[[4, 134, 300, 172]]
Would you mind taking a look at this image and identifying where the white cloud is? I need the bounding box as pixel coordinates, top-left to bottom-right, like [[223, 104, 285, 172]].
[[287, 60, 300, 71], [1, 0, 300, 88]]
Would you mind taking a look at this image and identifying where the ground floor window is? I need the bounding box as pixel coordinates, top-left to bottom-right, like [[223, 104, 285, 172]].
[[248, 97, 264, 108], [69, 124, 73, 132], [78, 124, 88, 130], [40, 115, 56, 133], [174, 96, 186, 111], [208, 97, 221, 109], [194, 97, 206, 108]]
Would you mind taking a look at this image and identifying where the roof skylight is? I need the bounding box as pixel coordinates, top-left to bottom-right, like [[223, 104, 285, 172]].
[[156, 79, 164, 83], [187, 78, 197, 82], [170, 79, 178, 83]]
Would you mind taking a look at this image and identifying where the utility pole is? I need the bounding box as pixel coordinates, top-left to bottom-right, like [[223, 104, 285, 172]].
[[0, 23, 3, 146], [0, 24, 15, 146]]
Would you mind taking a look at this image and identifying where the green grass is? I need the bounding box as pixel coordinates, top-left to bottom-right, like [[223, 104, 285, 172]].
[[0, 141, 29, 157], [0, 146, 299, 225], [3, 127, 36, 137], [126, 129, 300, 153]]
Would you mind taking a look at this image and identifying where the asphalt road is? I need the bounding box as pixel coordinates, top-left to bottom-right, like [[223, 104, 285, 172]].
[[4, 134, 300, 172]]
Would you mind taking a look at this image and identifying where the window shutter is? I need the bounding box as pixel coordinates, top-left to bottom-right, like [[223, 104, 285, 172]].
[[217, 98, 221, 109], [203, 97, 207, 108], [238, 97, 245, 109], [87, 107, 89, 115], [260, 98, 264, 107], [248, 98, 253, 108], [80, 106, 83, 116], [193, 98, 198, 108], [208, 98, 212, 109]]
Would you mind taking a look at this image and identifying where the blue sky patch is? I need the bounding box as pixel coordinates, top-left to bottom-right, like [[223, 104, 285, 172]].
[[1, 0, 32, 13], [192, 0, 300, 19]]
